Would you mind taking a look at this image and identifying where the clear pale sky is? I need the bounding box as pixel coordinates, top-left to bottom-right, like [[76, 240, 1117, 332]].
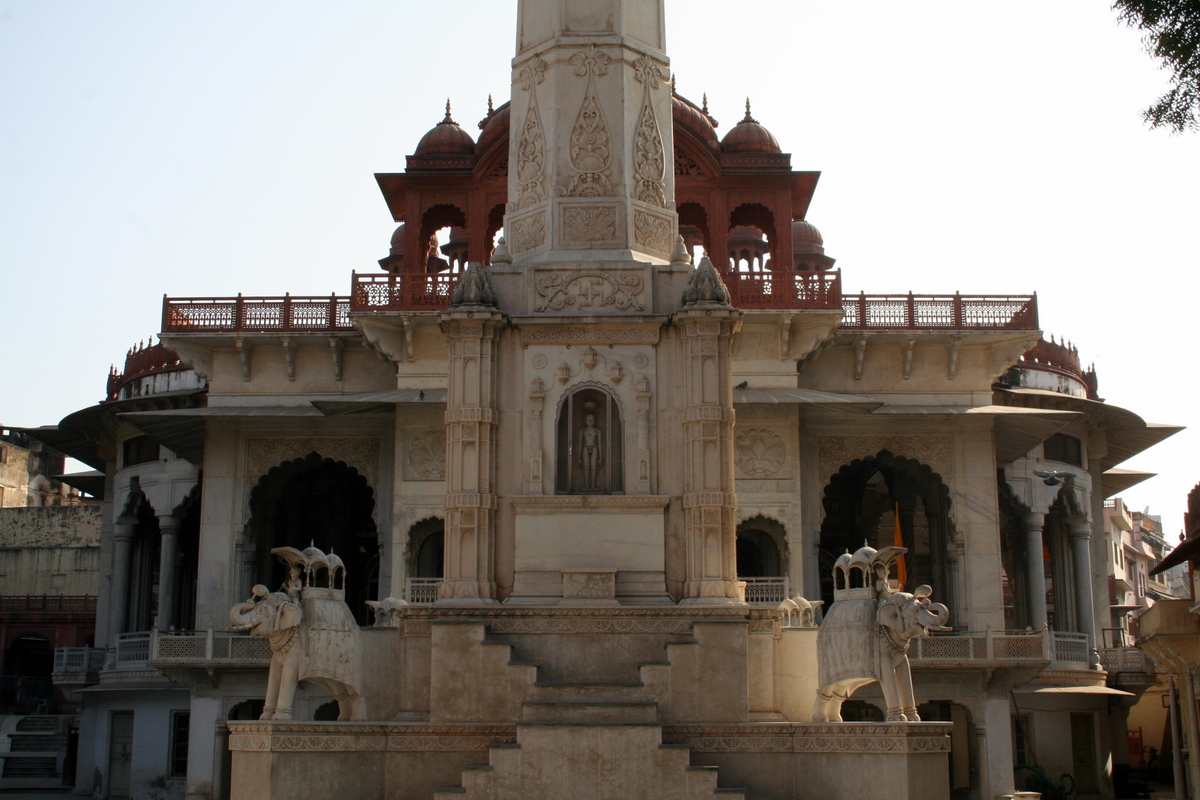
[[2, 2, 1197, 533]]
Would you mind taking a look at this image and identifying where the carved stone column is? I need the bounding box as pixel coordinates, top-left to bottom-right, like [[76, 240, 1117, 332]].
[[111, 516, 136, 634], [676, 258, 741, 603], [529, 378, 545, 495], [439, 264, 503, 604], [156, 514, 181, 630], [1024, 511, 1048, 630], [1068, 515, 1100, 665]]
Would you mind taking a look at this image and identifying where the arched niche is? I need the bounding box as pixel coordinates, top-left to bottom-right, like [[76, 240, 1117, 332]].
[[406, 517, 445, 579], [817, 449, 956, 613], [555, 383, 624, 495], [735, 516, 787, 577], [245, 452, 378, 624]]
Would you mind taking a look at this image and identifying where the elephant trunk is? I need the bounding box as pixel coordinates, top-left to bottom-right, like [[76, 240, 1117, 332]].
[[230, 602, 256, 630]]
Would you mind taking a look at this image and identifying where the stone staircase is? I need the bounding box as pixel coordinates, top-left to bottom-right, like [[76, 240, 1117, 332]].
[[431, 630, 745, 799], [0, 715, 70, 786]]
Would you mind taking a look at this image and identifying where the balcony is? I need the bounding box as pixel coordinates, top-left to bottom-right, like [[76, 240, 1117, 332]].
[[406, 578, 442, 604], [725, 270, 842, 310], [1100, 647, 1155, 674], [106, 631, 153, 670], [741, 577, 790, 605], [351, 272, 459, 312], [0, 595, 96, 615], [910, 628, 1049, 666], [150, 629, 271, 666], [839, 292, 1038, 331], [162, 294, 353, 333]]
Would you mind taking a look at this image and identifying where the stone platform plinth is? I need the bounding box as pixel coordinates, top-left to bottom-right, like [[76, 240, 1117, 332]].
[[228, 720, 951, 800]]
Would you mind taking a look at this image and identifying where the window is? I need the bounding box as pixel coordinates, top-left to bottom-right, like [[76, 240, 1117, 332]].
[[1013, 716, 1030, 766], [1043, 434, 1083, 467], [169, 711, 190, 778], [122, 436, 159, 468]]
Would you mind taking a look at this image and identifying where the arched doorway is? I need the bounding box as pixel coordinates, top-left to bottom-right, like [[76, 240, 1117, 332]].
[[736, 516, 788, 603], [406, 518, 444, 604], [998, 475, 1032, 630], [246, 453, 378, 623], [818, 450, 956, 614], [1, 634, 55, 713]]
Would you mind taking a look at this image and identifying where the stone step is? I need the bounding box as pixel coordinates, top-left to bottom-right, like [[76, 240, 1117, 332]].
[[521, 701, 658, 724], [14, 716, 60, 733], [9, 735, 68, 752], [530, 680, 646, 704], [0, 757, 59, 778]]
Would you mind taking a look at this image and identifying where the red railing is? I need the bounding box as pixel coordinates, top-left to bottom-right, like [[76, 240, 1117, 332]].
[[351, 272, 460, 312], [0, 595, 97, 614], [839, 292, 1038, 331], [162, 294, 353, 333], [725, 269, 842, 310], [107, 342, 185, 401]]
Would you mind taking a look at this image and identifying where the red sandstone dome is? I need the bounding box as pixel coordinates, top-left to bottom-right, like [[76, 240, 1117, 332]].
[[672, 92, 719, 149], [792, 219, 825, 255], [414, 101, 476, 156], [720, 99, 781, 154], [476, 98, 511, 156]]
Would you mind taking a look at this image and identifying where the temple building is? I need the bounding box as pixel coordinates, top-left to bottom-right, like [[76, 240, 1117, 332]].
[[16, 2, 1182, 799]]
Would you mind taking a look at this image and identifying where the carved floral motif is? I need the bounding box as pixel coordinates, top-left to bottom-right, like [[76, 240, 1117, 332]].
[[674, 149, 704, 176], [634, 211, 673, 254], [735, 428, 787, 478], [816, 435, 955, 486], [563, 47, 613, 197], [535, 271, 644, 312], [508, 213, 546, 253], [631, 54, 668, 207], [406, 429, 446, 480], [563, 206, 616, 242]]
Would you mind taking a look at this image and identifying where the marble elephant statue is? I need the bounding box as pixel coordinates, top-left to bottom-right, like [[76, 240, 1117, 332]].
[[229, 545, 367, 721], [365, 596, 409, 627], [812, 545, 950, 723]]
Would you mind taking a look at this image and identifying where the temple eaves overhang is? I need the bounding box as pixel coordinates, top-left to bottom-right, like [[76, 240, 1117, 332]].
[[55, 470, 106, 497], [1101, 468, 1156, 498], [996, 386, 1183, 471]]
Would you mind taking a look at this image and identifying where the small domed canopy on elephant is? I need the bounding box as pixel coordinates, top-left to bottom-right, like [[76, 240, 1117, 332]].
[[812, 544, 950, 723], [229, 545, 367, 721]]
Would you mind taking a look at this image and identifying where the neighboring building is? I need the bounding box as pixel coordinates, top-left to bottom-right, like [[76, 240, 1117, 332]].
[[17, 3, 1182, 800], [0, 428, 86, 508]]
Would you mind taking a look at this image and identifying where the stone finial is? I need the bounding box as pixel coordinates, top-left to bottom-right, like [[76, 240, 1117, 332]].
[[681, 255, 731, 307], [450, 261, 498, 307], [491, 235, 512, 264], [670, 234, 692, 266]]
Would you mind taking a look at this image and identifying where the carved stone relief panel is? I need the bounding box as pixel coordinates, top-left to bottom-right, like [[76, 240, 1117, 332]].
[[508, 211, 547, 254], [734, 428, 788, 479], [244, 437, 381, 508], [512, 58, 548, 212], [403, 428, 447, 481], [816, 435, 954, 487], [630, 54, 669, 208], [633, 210, 674, 255], [561, 205, 618, 245], [534, 269, 645, 313], [562, 47, 614, 197]]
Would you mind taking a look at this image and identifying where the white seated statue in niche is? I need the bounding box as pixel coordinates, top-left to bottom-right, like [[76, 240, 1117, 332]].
[[578, 412, 603, 491]]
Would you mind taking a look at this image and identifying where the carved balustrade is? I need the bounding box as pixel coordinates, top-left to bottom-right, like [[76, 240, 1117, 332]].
[[1099, 646, 1155, 674], [0, 595, 96, 614], [908, 628, 1052, 665], [161, 294, 352, 332], [724, 269, 842, 310], [741, 577, 789, 605], [840, 292, 1038, 331], [53, 646, 105, 676], [405, 577, 442, 604], [351, 272, 460, 312], [149, 629, 272, 666]]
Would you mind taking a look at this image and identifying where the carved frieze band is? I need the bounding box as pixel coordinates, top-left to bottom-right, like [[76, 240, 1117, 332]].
[[228, 724, 517, 753], [518, 326, 662, 345], [534, 270, 644, 312], [661, 724, 951, 753], [244, 438, 381, 502], [563, 47, 613, 197], [816, 435, 954, 486], [487, 617, 692, 635]]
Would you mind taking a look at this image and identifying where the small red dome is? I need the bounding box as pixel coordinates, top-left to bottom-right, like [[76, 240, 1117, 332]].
[[672, 93, 719, 149], [389, 224, 406, 256], [476, 99, 511, 156], [792, 219, 824, 255], [720, 99, 781, 154], [414, 101, 476, 156]]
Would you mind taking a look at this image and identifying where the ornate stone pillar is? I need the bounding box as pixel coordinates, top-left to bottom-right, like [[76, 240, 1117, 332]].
[[1024, 511, 1048, 630], [439, 263, 503, 604], [676, 258, 741, 603], [156, 514, 181, 630], [1068, 515, 1099, 665], [111, 516, 137, 634]]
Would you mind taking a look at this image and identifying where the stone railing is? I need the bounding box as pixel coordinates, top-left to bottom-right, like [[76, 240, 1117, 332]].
[[406, 578, 442, 605], [106, 631, 152, 669], [150, 629, 272, 666], [53, 646, 105, 676], [1049, 630, 1090, 664], [741, 577, 789, 605], [0, 595, 97, 613], [725, 270, 842, 310], [351, 273, 459, 312], [1100, 646, 1155, 674], [909, 628, 1050, 665], [162, 294, 353, 333], [840, 292, 1038, 331]]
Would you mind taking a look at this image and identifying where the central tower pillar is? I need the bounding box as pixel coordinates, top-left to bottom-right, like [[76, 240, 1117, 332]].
[[506, 0, 678, 264]]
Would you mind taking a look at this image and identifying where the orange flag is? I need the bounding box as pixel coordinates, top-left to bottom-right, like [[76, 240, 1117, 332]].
[[893, 502, 907, 591]]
